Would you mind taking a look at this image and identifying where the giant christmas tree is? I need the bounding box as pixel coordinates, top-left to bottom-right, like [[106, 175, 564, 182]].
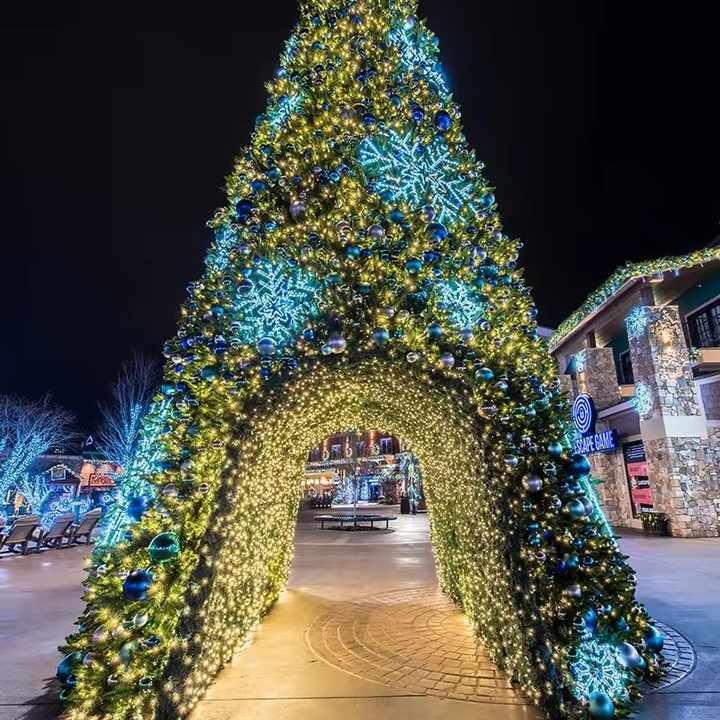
[[59, 2, 664, 718]]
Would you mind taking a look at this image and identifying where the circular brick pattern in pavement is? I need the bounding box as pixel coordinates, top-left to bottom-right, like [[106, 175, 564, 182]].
[[305, 586, 529, 705], [643, 621, 696, 693]]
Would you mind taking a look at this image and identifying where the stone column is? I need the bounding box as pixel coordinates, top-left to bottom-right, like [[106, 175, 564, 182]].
[[627, 305, 720, 537], [572, 347, 628, 525]]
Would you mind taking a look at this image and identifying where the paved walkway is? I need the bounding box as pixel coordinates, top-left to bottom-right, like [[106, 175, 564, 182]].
[[0, 510, 717, 720]]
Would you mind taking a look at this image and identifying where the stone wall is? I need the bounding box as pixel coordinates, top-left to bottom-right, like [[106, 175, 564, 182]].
[[588, 439, 631, 527], [575, 347, 621, 410], [627, 304, 720, 537]]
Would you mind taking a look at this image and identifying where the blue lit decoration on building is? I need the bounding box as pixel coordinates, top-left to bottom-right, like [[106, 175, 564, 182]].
[[231, 258, 320, 350], [625, 305, 651, 340], [358, 129, 475, 224], [573, 349, 587, 374], [387, 18, 450, 97], [97, 399, 173, 550], [570, 636, 631, 702], [435, 280, 486, 329], [634, 382, 654, 419], [266, 93, 305, 133]]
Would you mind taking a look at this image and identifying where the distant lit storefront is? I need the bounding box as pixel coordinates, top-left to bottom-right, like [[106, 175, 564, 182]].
[[550, 244, 720, 537], [304, 430, 422, 506]]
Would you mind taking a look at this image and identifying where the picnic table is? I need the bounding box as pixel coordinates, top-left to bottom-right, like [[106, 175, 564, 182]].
[[314, 514, 397, 530]]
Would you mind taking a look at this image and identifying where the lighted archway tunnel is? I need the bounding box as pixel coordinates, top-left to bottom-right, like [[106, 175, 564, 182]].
[[165, 358, 525, 713], [59, 1, 665, 719]]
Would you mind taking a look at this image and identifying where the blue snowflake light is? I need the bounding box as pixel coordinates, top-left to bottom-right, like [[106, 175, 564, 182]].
[[634, 381, 654, 419], [231, 259, 320, 348], [388, 19, 450, 96], [206, 225, 237, 273], [570, 636, 631, 701], [266, 92, 304, 133], [573, 350, 587, 374], [435, 280, 486, 329], [358, 129, 476, 224], [625, 305, 651, 340]]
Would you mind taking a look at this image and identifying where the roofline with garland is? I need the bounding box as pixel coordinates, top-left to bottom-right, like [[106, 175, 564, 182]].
[[549, 243, 720, 352]]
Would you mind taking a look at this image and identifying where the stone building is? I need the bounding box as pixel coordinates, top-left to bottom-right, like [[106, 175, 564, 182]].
[[550, 244, 720, 537]]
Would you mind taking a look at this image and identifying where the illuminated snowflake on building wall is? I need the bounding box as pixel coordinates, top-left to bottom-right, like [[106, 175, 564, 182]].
[[625, 305, 651, 340], [231, 259, 320, 348], [634, 381, 654, 419], [358, 129, 475, 224], [570, 637, 631, 701], [387, 20, 450, 96], [435, 280, 486, 329], [573, 350, 587, 374]]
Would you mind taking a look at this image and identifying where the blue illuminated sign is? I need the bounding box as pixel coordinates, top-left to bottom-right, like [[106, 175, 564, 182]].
[[572, 393, 619, 455]]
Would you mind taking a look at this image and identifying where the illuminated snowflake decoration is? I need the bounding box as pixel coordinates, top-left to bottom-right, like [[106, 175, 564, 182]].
[[280, 31, 299, 68], [388, 19, 450, 96], [569, 637, 631, 701], [231, 259, 320, 348], [435, 280, 486, 329], [206, 225, 237, 273], [626, 305, 650, 340], [634, 381, 654, 419], [358, 129, 476, 224], [266, 92, 305, 133], [573, 350, 587, 374]]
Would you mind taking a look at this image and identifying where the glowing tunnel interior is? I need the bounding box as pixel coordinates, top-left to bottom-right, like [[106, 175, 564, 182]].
[[168, 358, 537, 712]]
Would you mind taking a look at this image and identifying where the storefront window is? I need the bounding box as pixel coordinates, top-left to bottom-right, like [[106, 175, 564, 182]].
[[688, 298, 720, 348]]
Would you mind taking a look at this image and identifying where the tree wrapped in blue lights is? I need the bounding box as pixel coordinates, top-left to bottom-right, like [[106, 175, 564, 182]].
[[62, 2, 661, 719]]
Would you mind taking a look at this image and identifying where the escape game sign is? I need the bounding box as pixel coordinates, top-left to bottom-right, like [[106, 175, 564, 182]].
[[572, 394, 619, 455]]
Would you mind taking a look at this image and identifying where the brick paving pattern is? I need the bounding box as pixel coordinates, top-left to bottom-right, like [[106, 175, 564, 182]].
[[305, 586, 529, 705], [643, 621, 696, 693]]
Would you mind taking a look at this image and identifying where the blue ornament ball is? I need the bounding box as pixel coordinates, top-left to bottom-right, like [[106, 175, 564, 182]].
[[616, 641, 643, 670], [372, 328, 390, 345], [522, 474, 543, 493], [644, 625, 664, 652], [588, 691, 615, 719], [57, 651, 83, 686], [328, 333, 347, 354], [435, 110, 452, 132], [564, 499, 588, 520], [256, 338, 277, 356], [147, 532, 181, 564], [476, 367, 495, 381], [404, 257, 423, 274], [127, 495, 150, 522], [123, 569, 154, 601], [547, 441, 564, 457], [570, 454, 592, 478], [583, 607, 598, 633], [237, 279, 254, 295], [426, 322, 443, 340]]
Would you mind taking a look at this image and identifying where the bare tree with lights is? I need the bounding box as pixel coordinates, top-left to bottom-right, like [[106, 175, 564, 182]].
[[96, 354, 160, 473], [0, 394, 75, 504]]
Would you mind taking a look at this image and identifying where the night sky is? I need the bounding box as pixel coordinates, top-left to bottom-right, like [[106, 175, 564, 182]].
[[2, 1, 719, 431]]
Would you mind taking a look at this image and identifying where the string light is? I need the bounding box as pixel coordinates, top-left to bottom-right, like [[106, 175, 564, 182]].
[[435, 280, 486, 329]]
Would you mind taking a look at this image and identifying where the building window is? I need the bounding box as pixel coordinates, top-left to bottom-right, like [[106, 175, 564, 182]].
[[331, 443, 342, 459], [50, 466, 67, 481], [618, 350, 634, 385], [379, 437, 394, 454], [688, 299, 720, 348], [357, 440, 366, 457]]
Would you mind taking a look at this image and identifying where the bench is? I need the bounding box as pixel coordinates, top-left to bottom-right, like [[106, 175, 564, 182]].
[[314, 514, 397, 530]]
